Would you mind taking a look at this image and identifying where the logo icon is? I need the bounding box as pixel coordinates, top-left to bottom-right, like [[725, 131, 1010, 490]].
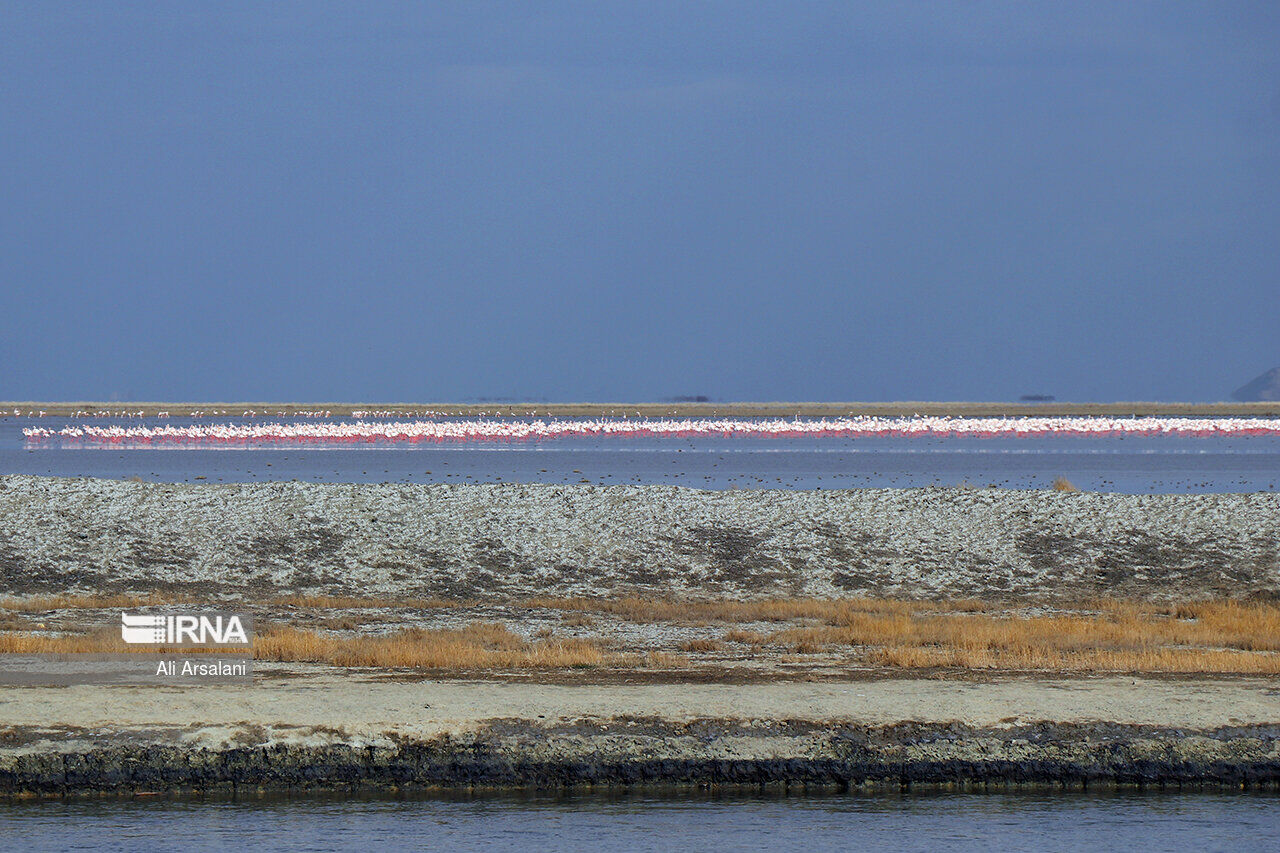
[[120, 613, 167, 644], [121, 613, 251, 646]]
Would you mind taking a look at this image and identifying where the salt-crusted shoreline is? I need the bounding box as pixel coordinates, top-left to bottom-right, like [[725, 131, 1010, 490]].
[[9, 721, 1280, 795], [0, 476, 1276, 600], [3, 675, 1279, 795]]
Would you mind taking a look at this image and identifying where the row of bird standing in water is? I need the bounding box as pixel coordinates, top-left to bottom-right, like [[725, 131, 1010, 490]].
[[13, 409, 455, 419], [21, 416, 1280, 445]]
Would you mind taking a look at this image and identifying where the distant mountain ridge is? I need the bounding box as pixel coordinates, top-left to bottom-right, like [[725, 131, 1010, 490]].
[[1233, 368, 1280, 402]]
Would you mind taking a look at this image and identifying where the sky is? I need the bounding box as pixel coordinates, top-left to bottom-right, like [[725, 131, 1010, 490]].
[[0, 2, 1276, 403]]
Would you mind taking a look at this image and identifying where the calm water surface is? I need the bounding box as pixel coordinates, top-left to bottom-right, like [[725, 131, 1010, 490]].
[[4, 791, 1278, 852], [4, 418, 1280, 492]]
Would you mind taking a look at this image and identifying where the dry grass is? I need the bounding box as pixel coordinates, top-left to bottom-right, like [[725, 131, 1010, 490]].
[[0, 627, 245, 656], [758, 599, 1280, 673], [6, 594, 1280, 674], [253, 623, 607, 670], [0, 622, 607, 672], [644, 651, 690, 668], [0, 593, 189, 612], [1052, 476, 1080, 492], [522, 596, 1280, 673], [0, 627, 129, 654]]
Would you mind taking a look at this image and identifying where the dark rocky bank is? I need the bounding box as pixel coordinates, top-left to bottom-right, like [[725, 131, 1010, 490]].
[[4, 720, 1280, 796]]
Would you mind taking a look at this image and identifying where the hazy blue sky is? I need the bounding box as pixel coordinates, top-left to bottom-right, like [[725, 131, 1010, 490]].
[[1, 2, 1276, 402]]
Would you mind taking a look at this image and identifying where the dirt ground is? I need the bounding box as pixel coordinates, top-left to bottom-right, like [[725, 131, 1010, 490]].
[[2, 671, 1278, 755]]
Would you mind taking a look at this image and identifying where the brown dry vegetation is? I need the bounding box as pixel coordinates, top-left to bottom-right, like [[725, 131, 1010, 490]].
[[261, 599, 1280, 673], [533, 597, 1280, 674], [0, 627, 131, 654], [0, 623, 605, 670], [645, 651, 691, 668], [754, 599, 1280, 673], [253, 623, 609, 670], [0, 593, 191, 612], [5, 595, 1280, 674], [0, 627, 246, 656]]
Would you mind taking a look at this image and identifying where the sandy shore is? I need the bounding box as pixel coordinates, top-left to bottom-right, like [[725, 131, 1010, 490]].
[[5, 671, 1279, 743], [3, 477, 1278, 600], [3, 672, 1278, 794]]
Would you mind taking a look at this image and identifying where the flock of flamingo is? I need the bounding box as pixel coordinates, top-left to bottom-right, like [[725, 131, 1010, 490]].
[[21, 415, 1280, 447], [13, 409, 449, 419]]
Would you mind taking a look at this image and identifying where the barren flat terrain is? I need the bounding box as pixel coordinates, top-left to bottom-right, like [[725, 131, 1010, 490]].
[[3, 672, 1279, 794], [3, 476, 1279, 794], [5, 672, 1278, 748]]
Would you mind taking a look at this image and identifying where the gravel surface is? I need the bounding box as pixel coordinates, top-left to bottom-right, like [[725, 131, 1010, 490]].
[[1, 476, 1277, 600]]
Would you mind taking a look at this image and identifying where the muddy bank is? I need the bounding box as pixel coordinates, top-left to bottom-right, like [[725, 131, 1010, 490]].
[[5, 719, 1280, 795], [4, 674, 1278, 795], [1, 476, 1278, 600]]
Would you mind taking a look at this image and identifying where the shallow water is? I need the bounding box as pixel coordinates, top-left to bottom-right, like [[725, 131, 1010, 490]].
[[4, 791, 1278, 852], [4, 418, 1280, 492]]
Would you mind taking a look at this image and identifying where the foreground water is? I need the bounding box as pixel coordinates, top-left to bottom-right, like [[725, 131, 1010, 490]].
[[4, 417, 1280, 492], [5, 791, 1278, 852]]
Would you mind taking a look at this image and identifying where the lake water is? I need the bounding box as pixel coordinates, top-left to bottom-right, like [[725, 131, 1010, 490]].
[[5, 791, 1278, 852], [4, 417, 1280, 492]]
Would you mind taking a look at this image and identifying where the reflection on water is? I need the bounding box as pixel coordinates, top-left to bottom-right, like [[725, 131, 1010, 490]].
[[4, 419, 1280, 493], [4, 790, 1278, 852]]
